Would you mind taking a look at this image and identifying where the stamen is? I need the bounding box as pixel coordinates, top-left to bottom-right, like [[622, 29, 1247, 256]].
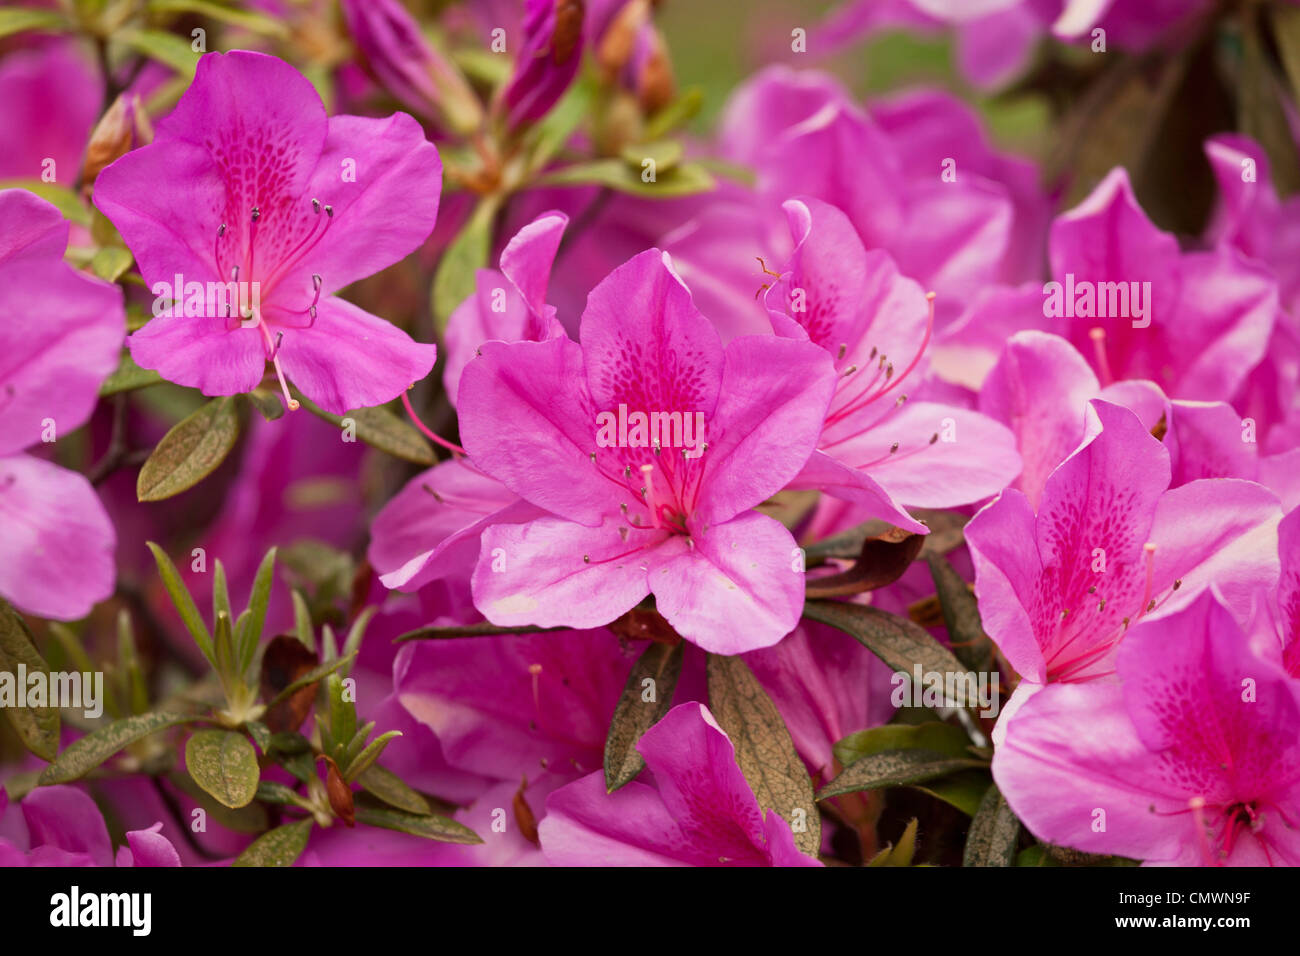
[[401, 386, 466, 457], [255, 313, 299, 412], [641, 464, 661, 530], [1089, 327, 1114, 386], [1138, 542, 1157, 619]]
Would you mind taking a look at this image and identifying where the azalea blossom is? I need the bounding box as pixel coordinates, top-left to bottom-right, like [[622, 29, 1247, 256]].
[[995, 590, 1300, 866], [539, 702, 822, 866], [457, 248, 835, 653], [0, 189, 123, 620], [94, 50, 441, 415]]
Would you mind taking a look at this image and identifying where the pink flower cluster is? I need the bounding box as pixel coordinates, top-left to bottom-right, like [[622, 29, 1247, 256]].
[[1, 0, 1297, 870]]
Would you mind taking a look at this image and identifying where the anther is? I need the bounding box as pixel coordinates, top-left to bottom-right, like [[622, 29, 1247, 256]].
[[889, 442, 899, 454]]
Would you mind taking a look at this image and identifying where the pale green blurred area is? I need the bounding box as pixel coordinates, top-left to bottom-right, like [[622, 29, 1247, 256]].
[[656, 0, 1050, 159]]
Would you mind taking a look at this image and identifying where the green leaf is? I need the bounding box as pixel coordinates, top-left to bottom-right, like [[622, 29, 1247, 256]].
[[926, 553, 994, 671], [241, 548, 276, 672], [432, 196, 499, 334], [619, 140, 684, 174], [832, 721, 972, 768], [244, 388, 285, 422], [911, 769, 992, 818], [0, 601, 59, 761], [148, 0, 289, 37], [866, 818, 919, 867], [39, 711, 198, 784], [116, 29, 200, 76], [254, 780, 303, 806], [146, 542, 214, 665], [327, 674, 356, 756], [393, 621, 566, 643], [535, 158, 716, 198], [706, 654, 820, 858], [357, 764, 431, 816], [642, 87, 704, 141], [137, 397, 241, 501], [294, 391, 434, 466], [524, 78, 593, 176], [89, 246, 134, 283], [1239, 7, 1300, 196], [0, 8, 67, 39], [603, 640, 682, 791], [232, 819, 314, 867], [354, 797, 481, 844], [213, 560, 232, 628], [802, 601, 973, 704], [267, 653, 355, 708], [342, 730, 401, 782], [291, 589, 315, 652], [963, 784, 1021, 867], [816, 749, 987, 801], [245, 720, 271, 754], [169, 770, 269, 833], [99, 350, 163, 396], [185, 730, 260, 808]]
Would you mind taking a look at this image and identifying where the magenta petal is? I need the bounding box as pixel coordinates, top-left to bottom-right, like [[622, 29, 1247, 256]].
[[0, 257, 124, 456], [540, 774, 693, 866], [0, 454, 115, 620], [980, 331, 1099, 510], [276, 111, 442, 298], [994, 681, 1189, 862], [499, 210, 567, 329], [123, 822, 182, 867], [21, 786, 114, 867], [459, 337, 615, 524], [0, 188, 72, 264], [785, 451, 927, 532], [648, 512, 803, 654], [271, 295, 436, 414], [697, 334, 834, 525], [472, 516, 656, 629], [128, 313, 266, 398], [966, 488, 1049, 681]]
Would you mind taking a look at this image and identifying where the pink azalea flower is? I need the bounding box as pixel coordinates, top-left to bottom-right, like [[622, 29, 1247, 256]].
[[765, 197, 1021, 528], [1277, 507, 1300, 677], [0, 189, 122, 620], [457, 249, 836, 653], [1204, 135, 1300, 456], [539, 702, 822, 865], [0, 785, 180, 867], [370, 212, 568, 593], [994, 590, 1300, 866], [966, 399, 1281, 737], [0, 39, 101, 183], [719, 67, 1046, 324], [94, 50, 440, 415], [979, 330, 1300, 511]]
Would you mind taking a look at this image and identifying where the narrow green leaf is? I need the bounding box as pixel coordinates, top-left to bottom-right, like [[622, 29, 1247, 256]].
[[327, 673, 356, 757], [619, 140, 684, 175], [241, 547, 276, 672], [603, 640, 682, 791], [642, 86, 704, 141], [832, 721, 972, 768], [866, 818, 919, 867], [186, 730, 260, 809], [535, 158, 716, 198], [802, 601, 974, 704], [706, 654, 820, 858], [39, 711, 198, 784], [99, 351, 163, 396], [394, 621, 567, 643], [267, 653, 354, 708], [291, 589, 314, 652], [357, 765, 431, 816], [926, 553, 994, 671], [148, 0, 289, 36], [354, 797, 481, 844], [146, 542, 214, 665], [0, 8, 67, 39], [816, 749, 987, 801], [254, 780, 303, 806], [232, 819, 314, 867], [342, 730, 401, 782], [963, 784, 1021, 867], [137, 397, 241, 501], [213, 560, 232, 628], [245, 720, 271, 754], [295, 391, 434, 466], [340, 606, 375, 672], [244, 388, 285, 421], [116, 29, 200, 76], [0, 601, 59, 761]]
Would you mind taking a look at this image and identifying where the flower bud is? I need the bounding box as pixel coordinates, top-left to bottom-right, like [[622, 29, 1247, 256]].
[[82, 92, 152, 191]]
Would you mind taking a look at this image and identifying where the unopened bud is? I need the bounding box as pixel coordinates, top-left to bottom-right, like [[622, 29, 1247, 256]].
[[83, 93, 153, 191]]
